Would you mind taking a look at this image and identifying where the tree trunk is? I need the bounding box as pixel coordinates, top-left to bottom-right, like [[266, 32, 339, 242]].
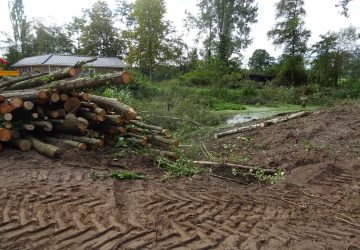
[[193, 161, 277, 174], [130, 120, 165, 133], [27, 135, 63, 158], [214, 111, 310, 139], [147, 134, 178, 146], [56, 134, 104, 147], [0, 127, 12, 142], [64, 97, 81, 114], [9, 138, 32, 151], [28, 121, 53, 132], [38, 72, 130, 91], [53, 116, 88, 133], [0, 72, 129, 101], [0, 72, 48, 89], [43, 137, 87, 151], [78, 108, 104, 122], [0, 113, 13, 121], [6, 67, 80, 90], [23, 101, 34, 111], [90, 95, 137, 120], [104, 115, 123, 126], [0, 90, 49, 101]]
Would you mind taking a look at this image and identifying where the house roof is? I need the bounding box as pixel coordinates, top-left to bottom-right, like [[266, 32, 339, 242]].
[[0, 57, 9, 65], [11, 54, 125, 68]]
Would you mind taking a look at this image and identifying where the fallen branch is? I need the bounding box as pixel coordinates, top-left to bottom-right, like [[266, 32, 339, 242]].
[[193, 160, 277, 174], [214, 111, 311, 139]]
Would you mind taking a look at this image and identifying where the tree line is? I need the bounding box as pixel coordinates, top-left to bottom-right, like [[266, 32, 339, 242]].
[[1, 0, 359, 85]]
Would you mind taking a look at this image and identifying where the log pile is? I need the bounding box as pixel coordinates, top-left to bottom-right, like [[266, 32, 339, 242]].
[[0, 66, 177, 158]]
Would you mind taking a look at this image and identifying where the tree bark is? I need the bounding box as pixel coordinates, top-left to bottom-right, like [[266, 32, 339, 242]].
[[214, 111, 310, 139], [56, 134, 104, 147], [23, 101, 34, 111], [78, 108, 104, 122], [9, 138, 32, 151], [38, 72, 130, 91], [0, 127, 12, 142], [27, 135, 63, 158], [193, 161, 277, 174], [64, 97, 81, 114], [0, 72, 48, 89], [130, 120, 165, 133], [147, 134, 178, 146], [104, 115, 124, 126], [53, 116, 88, 133], [101, 125, 126, 135], [28, 121, 53, 132], [0, 113, 13, 121], [90, 95, 137, 120], [6, 67, 80, 90], [43, 137, 87, 151]]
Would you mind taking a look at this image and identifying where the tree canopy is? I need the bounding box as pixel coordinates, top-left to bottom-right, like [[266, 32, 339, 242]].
[[79, 0, 124, 57], [186, 0, 258, 63], [248, 49, 275, 71], [268, 0, 311, 85], [121, 0, 185, 79]]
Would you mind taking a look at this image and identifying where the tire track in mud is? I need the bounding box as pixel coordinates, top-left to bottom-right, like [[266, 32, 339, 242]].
[[1, 161, 360, 249], [133, 185, 360, 249], [0, 167, 137, 249]]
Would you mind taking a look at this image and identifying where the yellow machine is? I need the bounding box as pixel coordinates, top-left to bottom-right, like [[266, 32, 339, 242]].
[[0, 57, 19, 76], [0, 69, 20, 77]]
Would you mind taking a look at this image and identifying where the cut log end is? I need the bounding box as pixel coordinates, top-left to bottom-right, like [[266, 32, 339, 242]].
[[121, 72, 130, 84], [0, 128, 12, 142], [23, 101, 35, 111], [10, 139, 32, 151]]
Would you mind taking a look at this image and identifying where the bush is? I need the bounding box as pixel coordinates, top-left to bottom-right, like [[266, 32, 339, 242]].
[[182, 59, 233, 85], [274, 56, 307, 86]]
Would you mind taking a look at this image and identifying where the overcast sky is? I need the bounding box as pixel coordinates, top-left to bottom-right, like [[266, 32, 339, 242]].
[[1, 0, 360, 64]]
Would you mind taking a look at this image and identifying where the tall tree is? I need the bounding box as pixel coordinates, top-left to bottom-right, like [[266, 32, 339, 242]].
[[311, 33, 338, 85], [33, 22, 74, 55], [248, 49, 275, 71], [67, 16, 86, 54], [8, 0, 32, 57], [121, 0, 185, 80], [311, 27, 360, 85], [336, 0, 353, 17], [78, 0, 124, 57], [268, 0, 311, 85], [8, 0, 25, 49], [186, 0, 258, 63]]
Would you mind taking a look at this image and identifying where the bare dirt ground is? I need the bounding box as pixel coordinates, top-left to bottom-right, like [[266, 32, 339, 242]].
[[1, 104, 360, 250]]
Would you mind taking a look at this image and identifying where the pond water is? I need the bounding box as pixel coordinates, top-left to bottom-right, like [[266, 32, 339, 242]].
[[226, 105, 310, 126]]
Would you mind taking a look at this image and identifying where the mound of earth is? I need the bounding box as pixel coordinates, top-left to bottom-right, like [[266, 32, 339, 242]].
[[0, 104, 359, 249]]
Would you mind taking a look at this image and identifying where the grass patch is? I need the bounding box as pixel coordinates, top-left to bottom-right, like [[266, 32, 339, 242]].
[[212, 102, 247, 111], [232, 168, 285, 185], [156, 155, 202, 178]]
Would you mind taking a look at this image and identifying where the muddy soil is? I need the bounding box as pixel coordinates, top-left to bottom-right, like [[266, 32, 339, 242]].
[[1, 104, 360, 249]]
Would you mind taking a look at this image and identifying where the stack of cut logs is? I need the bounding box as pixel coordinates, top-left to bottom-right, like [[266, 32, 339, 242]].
[[0, 60, 177, 158]]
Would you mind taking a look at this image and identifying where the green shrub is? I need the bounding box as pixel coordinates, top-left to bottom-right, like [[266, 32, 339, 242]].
[[182, 59, 233, 85], [212, 102, 246, 111], [103, 87, 134, 104]]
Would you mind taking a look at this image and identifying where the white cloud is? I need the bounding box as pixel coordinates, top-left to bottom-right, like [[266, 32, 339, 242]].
[[1, 0, 360, 63]]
